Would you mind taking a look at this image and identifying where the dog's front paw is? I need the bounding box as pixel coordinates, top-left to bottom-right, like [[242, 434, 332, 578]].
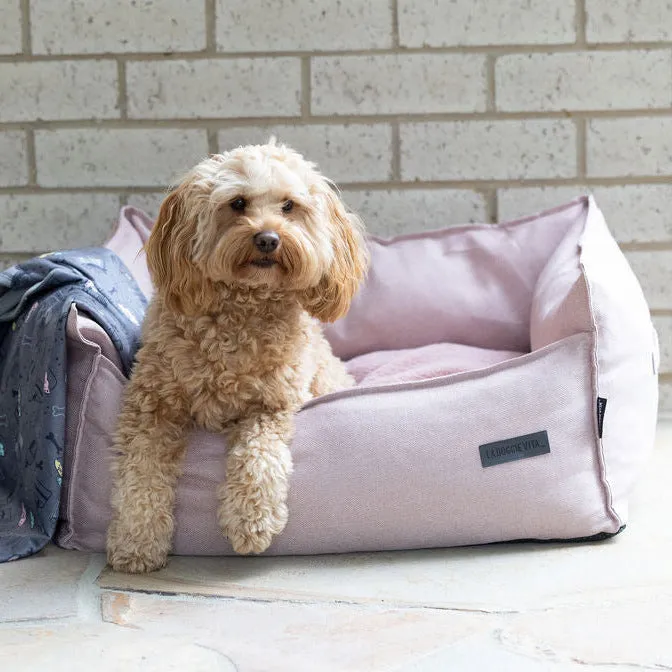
[[107, 548, 167, 574], [218, 487, 288, 555], [106, 519, 170, 574], [225, 519, 278, 555]]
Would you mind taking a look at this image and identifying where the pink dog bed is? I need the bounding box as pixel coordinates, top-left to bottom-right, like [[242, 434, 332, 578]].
[[56, 197, 659, 555]]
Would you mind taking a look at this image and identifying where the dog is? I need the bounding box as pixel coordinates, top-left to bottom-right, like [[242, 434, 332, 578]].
[[106, 141, 369, 573]]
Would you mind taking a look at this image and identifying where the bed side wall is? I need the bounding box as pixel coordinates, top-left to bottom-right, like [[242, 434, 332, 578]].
[[580, 198, 659, 523]]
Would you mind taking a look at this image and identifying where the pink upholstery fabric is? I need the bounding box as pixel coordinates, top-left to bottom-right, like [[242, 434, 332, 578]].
[[348, 342, 525, 387], [57, 197, 659, 555], [324, 203, 583, 359], [103, 206, 154, 300]]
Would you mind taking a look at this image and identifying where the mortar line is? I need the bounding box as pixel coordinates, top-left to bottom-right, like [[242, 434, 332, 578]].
[[391, 122, 401, 180], [486, 189, 498, 224], [577, 117, 587, 178], [576, 0, 588, 47], [2, 108, 672, 132], [4, 178, 672, 194], [207, 128, 219, 154], [116, 60, 128, 119], [205, 0, 217, 53], [25, 129, 37, 185], [20, 0, 31, 54], [486, 55, 497, 112], [391, 0, 400, 48], [5, 42, 672, 62], [621, 241, 672, 252], [301, 57, 311, 119]]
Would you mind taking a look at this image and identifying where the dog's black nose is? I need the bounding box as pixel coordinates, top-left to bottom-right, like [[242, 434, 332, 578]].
[[254, 231, 280, 254]]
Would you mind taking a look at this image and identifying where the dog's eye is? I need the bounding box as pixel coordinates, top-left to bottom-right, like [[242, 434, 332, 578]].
[[282, 200, 294, 213], [230, 197, 246, 212]]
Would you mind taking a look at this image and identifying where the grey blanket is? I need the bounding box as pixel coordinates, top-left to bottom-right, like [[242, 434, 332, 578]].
[[0, 249, 147, 562]]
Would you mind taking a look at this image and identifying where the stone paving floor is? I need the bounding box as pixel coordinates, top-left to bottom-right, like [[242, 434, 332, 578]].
[[2, 421, 671, 671]]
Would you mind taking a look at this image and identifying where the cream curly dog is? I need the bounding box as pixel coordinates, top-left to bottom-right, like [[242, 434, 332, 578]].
[[106, 141, 368, 573]]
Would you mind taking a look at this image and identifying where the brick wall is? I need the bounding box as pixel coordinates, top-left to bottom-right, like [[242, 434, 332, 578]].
[[0, 0, 670, 412]]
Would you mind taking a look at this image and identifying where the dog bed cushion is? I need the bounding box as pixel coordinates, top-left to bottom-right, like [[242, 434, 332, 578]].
[[56, 198, 659, 555]]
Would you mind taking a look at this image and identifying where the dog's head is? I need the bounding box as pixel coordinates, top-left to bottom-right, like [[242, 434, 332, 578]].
[[146, 141, 368, 321]]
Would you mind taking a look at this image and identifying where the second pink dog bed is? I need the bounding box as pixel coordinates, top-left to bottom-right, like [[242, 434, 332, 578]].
[[56, 196, 659, 555]]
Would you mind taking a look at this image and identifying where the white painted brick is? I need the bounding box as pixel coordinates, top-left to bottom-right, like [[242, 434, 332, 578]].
[[590, 186, 672, 243], [497, 51, 671, 112], [660, 383, 672, 415], [30, 0, 205, 54], [0, 61, 118, 122], [216, 0, 392, 52], [312, 55, 487, 115], [0, 1, 21, 54], [497, 187, 589, 222], [624, 251, 672, 311], [401, 120, 576, 181], [588, 118, 672, 177], [587, 0, 672, 43], [0, 194, 120, 252], [399, 0, 575, 47], [653, 316, 672, 375], [35, 130, 209, 187], [125, 193, 165, 219], [342, 189, 488, 237], [218, 124, 393, 183], [127, 58, 301, 119], [0, 132, 28, 187], [497, 185, 672, 243]]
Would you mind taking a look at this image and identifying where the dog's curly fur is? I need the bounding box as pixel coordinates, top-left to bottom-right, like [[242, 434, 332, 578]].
[[106, 141, 368, 573]]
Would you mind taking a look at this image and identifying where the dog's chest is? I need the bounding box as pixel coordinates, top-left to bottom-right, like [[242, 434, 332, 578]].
[[170, 313, 314, 430]]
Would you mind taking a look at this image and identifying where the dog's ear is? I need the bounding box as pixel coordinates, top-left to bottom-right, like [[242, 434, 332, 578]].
[[145, 183, 202, 313], [302, 186, 369, 323]]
